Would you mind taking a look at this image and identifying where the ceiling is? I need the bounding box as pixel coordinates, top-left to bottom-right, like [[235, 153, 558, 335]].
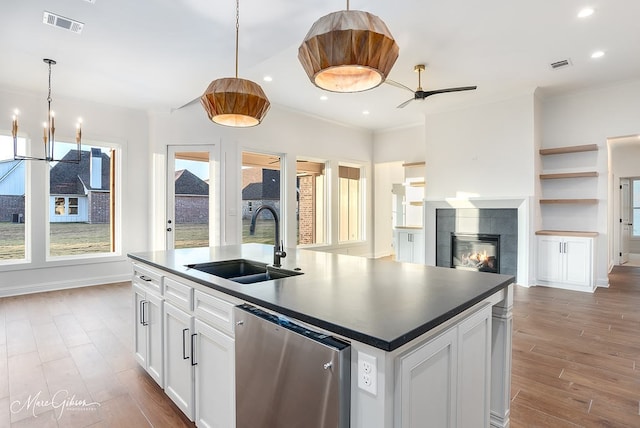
[[1, 0, 639, 131]]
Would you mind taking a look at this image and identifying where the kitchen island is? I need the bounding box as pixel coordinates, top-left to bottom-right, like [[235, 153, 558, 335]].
[[129, 243, 513, 427]]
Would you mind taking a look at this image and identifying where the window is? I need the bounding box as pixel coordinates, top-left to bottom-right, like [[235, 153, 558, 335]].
[[49, 142, 117, 257], [0, 135, 26, 261], [634, 179, 640, 237], [241, 152, 281, 244], [339, 165, 362, 242], [297, 159, 326, 245]]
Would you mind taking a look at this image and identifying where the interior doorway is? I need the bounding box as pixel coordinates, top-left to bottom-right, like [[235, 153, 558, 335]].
[[609, 136, 640, 267]]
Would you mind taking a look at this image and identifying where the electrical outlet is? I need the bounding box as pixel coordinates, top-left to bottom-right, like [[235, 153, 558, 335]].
[[357, 351, 377, 395]]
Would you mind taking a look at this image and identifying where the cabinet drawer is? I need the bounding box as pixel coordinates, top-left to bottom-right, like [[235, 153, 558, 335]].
[[164, 277, 193, 312], [132, 263, 163, 295], [194, 290, 235, 336]]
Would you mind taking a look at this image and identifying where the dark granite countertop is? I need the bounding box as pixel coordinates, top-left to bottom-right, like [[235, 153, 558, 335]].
[[128, 244, 513, 351]]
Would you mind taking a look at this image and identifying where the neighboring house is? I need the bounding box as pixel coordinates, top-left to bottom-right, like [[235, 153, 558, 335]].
[[174, 169, 208, 224], [0, 159, 25, 222], [241, 169, 280, 220], [50, 148, 111, 223]]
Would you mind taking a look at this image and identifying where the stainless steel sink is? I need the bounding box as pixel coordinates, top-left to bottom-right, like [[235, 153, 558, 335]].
[[186, 259, 303, 284]]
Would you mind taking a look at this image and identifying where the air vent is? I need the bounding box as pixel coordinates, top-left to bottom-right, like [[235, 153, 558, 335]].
[[43, 11, 84, 34], [550, 59, 572, 70]]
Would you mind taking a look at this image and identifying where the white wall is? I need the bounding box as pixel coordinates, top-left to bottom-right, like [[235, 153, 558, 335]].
[[149, 104, 375, 257], [0, 87, 148, 296], [542, 78, 640, 284], [373, 124, 425, 164], [424, 94, 536, 200]]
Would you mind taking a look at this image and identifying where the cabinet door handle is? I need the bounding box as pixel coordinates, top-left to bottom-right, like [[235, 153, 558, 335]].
[[141, 301, 149, 326], [559, 242, 562, 254], [139, 300, 145, 325], [563, 242, 567, 253], [139, 275, 152, 282], [191, 333, 198, 366], [182, 328, 190, 360]]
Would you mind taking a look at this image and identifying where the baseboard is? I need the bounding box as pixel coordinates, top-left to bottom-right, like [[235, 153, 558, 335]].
[[536, 281, 596, 293], [0, 273, 131, 297]]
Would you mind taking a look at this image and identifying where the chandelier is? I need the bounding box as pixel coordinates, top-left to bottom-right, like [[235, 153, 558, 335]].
[[11, 58, 82, 163]]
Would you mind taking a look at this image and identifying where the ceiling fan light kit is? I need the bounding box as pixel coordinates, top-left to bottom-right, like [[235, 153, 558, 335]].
[[200, 0, 270, 127], [298, 3, 399, 93]]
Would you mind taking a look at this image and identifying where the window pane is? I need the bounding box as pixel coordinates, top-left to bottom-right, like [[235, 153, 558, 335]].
[[297, 159, 326, 245], [0, 135, 26, 260], [50, 143, 114, 256], [634, 180, 640, 237], [55, 197, 65, 215], [173, 154, 210, 249], [338, 165, 362, 242], [242, 152, 281, 244]]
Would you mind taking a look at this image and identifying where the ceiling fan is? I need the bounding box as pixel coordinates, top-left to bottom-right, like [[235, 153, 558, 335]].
[[386, 64, 477, 108]]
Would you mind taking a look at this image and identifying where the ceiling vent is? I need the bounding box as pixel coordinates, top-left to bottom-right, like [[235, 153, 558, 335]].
[[43, 11, 84, 34], [550, 59, 572, 70]]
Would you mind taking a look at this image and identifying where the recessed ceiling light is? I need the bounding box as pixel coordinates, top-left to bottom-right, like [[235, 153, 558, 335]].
[[578, 7, 594, 18], [320, 95, 328, 101], [591, 50, 605, 59], [362, 110, 370, 115], [263, 76, 273, 82]]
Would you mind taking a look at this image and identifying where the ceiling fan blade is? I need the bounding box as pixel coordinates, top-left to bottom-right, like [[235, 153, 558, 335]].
[[171, 96, 201, 112], [397, 98, 414, 109], [423, 86, 477, 98], [385, 79, 416, 94]]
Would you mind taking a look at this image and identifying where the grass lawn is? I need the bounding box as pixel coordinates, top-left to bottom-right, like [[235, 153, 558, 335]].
[[1, 219, 279, 260]]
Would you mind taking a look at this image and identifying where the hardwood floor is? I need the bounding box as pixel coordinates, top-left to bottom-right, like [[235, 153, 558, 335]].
[[0, 282, 194, 428], [0, 266, 639, 427], [511, 265, 640, 427]]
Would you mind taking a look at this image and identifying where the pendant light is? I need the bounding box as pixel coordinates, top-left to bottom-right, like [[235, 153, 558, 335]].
[[200, 0, 270, 127], [11, 58, 82, 163], [298, 0, 399, 93]]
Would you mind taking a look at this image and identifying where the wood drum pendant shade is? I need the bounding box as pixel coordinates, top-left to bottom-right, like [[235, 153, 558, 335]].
[[298, 10, 399, 92], [200, 0, 270, 127], [201, 77, 270, 127]]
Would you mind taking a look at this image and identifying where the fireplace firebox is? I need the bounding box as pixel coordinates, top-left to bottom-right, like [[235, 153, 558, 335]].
[[451, 233, 500, 273]]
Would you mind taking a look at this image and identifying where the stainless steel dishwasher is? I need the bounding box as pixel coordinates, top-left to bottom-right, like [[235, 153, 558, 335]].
[[234, 304, 350, 428]]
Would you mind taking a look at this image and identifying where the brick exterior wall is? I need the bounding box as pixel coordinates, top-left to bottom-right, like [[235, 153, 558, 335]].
[[0, 195, 25, 222], [241, 200, 280, 221], [176, 195, 209, 224], [88, 192, 110, 224], [298, 175, 314, 244]]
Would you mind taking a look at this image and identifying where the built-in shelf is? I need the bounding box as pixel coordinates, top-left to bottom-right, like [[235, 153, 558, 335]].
[[540, 199, 598, 205], [408, 181, 425, 187], [539, 144, 598, 156], [402, 161, 426, 168], [539, 171, 599, 180], [409, 201, 423, 206], [536, 230, 599, 237]]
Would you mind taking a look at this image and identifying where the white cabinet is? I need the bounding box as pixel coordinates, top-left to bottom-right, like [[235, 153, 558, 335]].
[[164, 301, 196, 420], [194, 319, 235, 428], [396, 304, 492, 428], [131, 261, 238, 427], [395, 228, 424, 264], [132, 265, 164, 387], [537, 234, 595, 291]]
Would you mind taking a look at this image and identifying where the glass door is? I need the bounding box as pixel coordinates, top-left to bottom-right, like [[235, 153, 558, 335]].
[[167, 146, 218, 249]]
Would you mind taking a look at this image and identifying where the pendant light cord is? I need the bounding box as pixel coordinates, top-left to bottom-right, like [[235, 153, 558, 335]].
[[346, 0, 350, 11], [235, 0, 239, 79]]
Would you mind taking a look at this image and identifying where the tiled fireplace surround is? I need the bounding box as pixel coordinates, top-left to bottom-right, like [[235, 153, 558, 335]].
[[425, 198, 530, 285]]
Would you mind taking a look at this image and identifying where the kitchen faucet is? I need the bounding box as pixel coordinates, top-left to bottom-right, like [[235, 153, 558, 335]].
[[249, 205, 286, 267]]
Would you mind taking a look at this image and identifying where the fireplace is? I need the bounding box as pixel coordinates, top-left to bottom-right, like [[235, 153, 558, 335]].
[[451, 233, 500, 273]]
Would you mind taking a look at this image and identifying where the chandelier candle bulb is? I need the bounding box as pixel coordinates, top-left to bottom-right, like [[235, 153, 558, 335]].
[[76, 121, 82, 143]]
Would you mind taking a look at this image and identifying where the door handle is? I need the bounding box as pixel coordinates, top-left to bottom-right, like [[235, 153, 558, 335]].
[[191, 333, 198, 366], [167, 228, 172, 232], [182, 328, 189, 360]]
